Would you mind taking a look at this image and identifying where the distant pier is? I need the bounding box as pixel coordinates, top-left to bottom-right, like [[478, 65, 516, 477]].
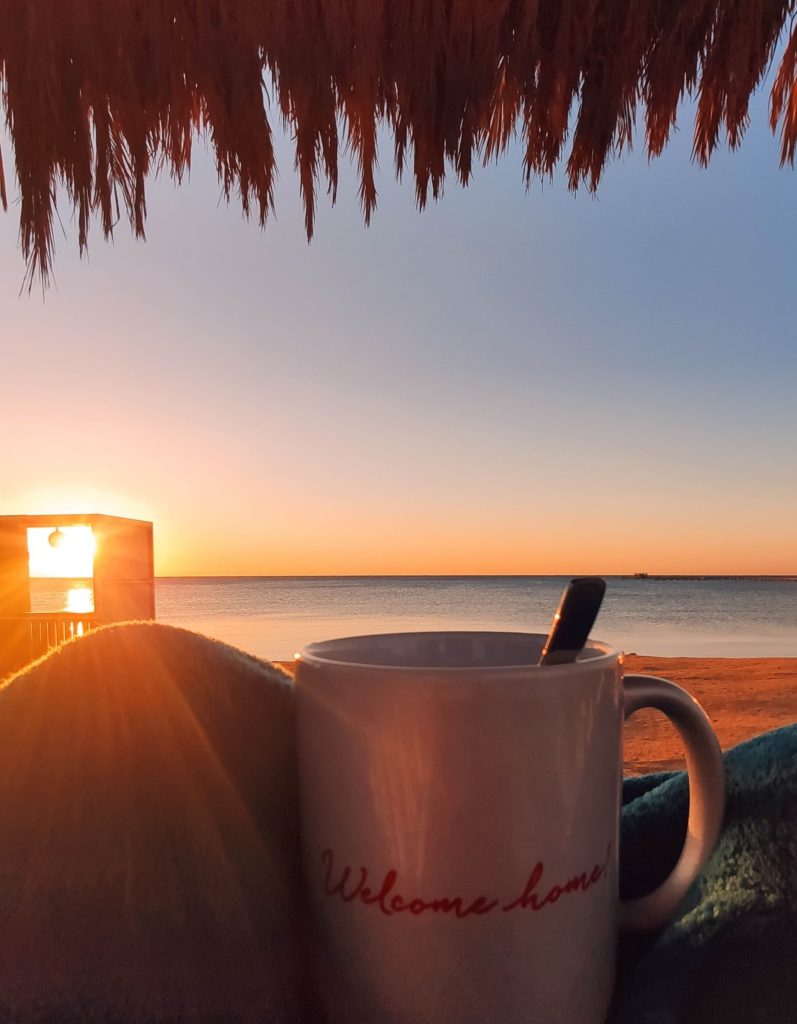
[[621, 575, 797, 582]]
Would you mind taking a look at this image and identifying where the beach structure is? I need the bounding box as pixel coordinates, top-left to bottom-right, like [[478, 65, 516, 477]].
[[0, 514, 155, 678], [1, 0, 796, 286]]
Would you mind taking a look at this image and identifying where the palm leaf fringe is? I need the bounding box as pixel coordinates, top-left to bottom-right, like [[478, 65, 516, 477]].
[[0, 0, 795, 287]]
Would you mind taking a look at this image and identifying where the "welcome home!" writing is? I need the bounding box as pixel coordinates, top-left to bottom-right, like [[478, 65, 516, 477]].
[[321, 845, 611, 919]]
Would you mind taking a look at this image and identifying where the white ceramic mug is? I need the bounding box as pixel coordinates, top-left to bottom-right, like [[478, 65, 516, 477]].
[[295, 631, 725, 1024]]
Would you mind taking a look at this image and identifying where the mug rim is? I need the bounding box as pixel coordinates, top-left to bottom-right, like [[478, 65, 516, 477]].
[[299, 630, 620, 674]]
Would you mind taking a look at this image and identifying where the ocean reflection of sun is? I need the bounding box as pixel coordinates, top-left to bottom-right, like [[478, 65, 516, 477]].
[[27, 526, 97, 578], [65, 586, 94, 615]]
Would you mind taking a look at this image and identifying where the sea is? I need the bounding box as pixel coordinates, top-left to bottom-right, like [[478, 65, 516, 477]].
[[109, 576, 797, 660], [30, 575, 797, 660]]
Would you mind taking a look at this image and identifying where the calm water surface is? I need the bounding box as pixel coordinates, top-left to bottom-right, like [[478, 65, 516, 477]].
[[148, 576, 797, 660]]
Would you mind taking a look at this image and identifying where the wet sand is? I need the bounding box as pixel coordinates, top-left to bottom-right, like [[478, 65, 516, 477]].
[[279, 656, 797, 776]]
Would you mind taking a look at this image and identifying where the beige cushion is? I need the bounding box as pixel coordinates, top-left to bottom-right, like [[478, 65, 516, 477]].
[[0, 622, 306, 1023]]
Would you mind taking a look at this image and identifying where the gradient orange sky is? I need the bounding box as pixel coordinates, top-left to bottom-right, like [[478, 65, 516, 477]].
[[1, 85, 796, 576]]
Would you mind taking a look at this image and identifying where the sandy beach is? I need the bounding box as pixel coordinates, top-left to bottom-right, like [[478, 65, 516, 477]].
[[622, 655, 797, 774], [279, 655, 797, 776]]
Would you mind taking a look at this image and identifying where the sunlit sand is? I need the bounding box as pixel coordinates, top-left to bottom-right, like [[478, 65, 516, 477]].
[[621, 655, 797, 774]]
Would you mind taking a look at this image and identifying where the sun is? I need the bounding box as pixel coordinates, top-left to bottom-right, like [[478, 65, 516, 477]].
[[27, 526, 97, 578]]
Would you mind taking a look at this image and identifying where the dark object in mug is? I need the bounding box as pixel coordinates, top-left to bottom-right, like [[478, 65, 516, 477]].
[[539, 577, 607, 666]]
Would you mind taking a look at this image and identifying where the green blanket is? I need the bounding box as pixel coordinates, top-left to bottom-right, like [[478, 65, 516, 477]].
[[612, 724, 797, 1023]]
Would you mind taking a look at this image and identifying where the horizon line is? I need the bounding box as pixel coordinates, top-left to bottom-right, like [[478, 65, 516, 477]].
[[151, 572, 797, 580]]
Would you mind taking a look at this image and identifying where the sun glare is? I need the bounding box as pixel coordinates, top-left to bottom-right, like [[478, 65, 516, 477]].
[[27, 526, 97, 578], [65, 586, 94, 615]]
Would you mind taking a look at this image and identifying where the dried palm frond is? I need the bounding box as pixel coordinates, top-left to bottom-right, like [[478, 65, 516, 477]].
[[0, 0, 795, 288]]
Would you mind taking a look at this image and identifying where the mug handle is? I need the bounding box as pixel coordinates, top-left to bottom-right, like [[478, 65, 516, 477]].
[[618, 674, 726, 931]]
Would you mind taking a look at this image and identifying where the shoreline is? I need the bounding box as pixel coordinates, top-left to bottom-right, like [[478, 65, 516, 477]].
[[278, 655, 797, 776]]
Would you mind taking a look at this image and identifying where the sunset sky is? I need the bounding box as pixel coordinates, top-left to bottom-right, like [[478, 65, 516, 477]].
[[1, 84, 796, 577]]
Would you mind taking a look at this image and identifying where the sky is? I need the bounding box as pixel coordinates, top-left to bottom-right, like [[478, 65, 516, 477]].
[[1, 82, 796, 576]]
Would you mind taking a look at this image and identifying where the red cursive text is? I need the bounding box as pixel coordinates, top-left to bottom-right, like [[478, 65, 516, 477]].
[[320, 844, 611, 919]]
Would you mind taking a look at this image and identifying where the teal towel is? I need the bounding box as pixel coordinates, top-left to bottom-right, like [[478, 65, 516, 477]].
[[612, 724, 797, 1023]]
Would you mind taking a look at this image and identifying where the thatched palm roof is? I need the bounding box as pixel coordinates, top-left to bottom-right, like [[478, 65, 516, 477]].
[[1, 0, 796, 285]]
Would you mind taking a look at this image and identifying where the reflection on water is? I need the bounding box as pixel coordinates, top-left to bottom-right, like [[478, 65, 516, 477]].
[[30, 579, 95, 615], [65, 586, 94, 615]]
